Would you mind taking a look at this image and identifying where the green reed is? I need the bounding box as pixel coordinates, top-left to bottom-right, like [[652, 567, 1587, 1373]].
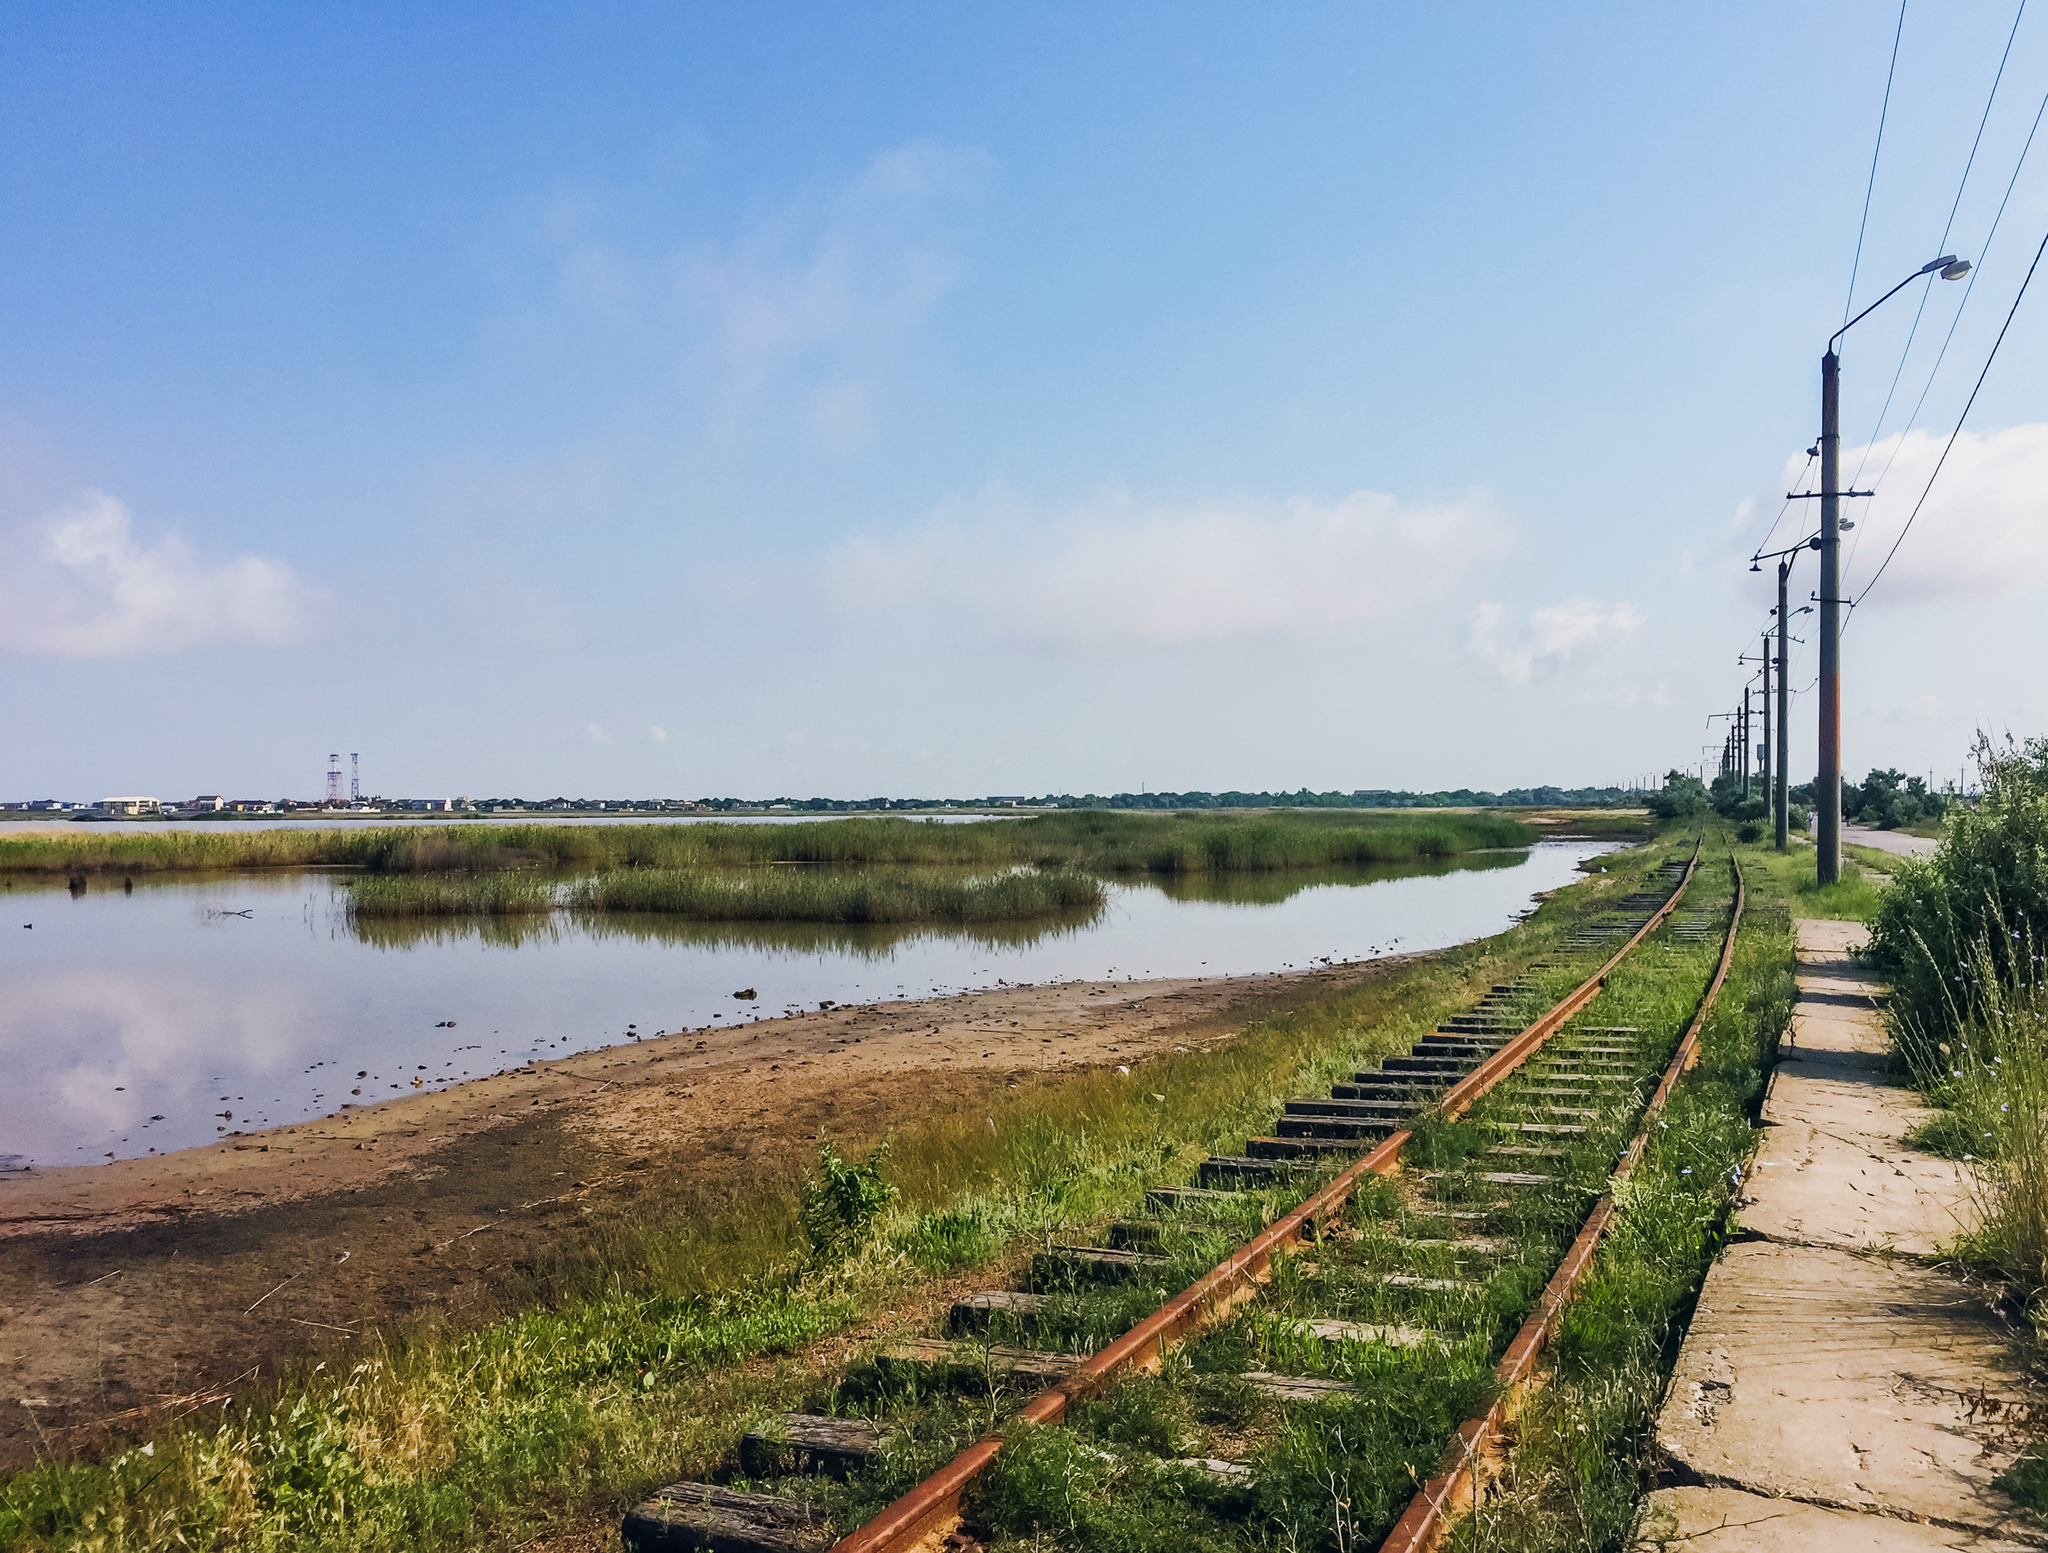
[[566, 867, 1105, 925], [0, 810, 1537, 881]]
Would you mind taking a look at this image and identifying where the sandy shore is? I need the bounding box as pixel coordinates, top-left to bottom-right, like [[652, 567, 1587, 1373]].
[[0, 956, 1403, 1471]]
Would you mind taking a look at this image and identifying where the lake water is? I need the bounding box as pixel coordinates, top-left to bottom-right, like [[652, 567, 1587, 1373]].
[[0, 841, 1614, 1167]]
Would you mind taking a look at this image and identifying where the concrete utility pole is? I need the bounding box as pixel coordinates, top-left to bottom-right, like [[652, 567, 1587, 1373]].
[[1742, 685, 1752, 801], [1760, 630, 1772, 827], [1776, 558, 1793, 850], [1817, 254, 1970, 883], [1818, 345, 1842, 883]]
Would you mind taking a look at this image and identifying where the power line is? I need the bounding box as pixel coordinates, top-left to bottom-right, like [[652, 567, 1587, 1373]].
[[1863, 81, 2048, 505], [1847, 0, 2028, 501], [1852, 219, 2048, 614], [1844, 0, 1910, 328], [1751, 449, 1817, 559]]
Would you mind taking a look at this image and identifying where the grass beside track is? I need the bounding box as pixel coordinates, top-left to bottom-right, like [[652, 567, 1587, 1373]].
[[0, 831, 1651, 1553], [0, 810, 1537, 881], [933, 842, 1737, 1551], [1456, 827, 1794, 1550]]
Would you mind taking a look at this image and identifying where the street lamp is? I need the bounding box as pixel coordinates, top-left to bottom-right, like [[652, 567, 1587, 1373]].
[[1813, 254, 1971, 883]]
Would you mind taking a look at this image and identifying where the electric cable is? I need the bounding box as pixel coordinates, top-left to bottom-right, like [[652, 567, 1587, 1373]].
[[1863, 80, 2048, 505], [1751, 449, 1817, 559], [1845, 0, 1911, 329], [1846, 0, 2028, 505], [1851, 219, 2048, 618]]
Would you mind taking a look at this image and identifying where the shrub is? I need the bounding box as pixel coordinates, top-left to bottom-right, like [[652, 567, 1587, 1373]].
[[798, 1135, 898, 1259], [1736, 821, 1764, 844], [1645, 771, 1710, 820], [1866, 733, 2048, 1052]]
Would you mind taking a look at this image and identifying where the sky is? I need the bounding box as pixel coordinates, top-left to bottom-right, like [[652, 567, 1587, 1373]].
[[4, 3, 2046, 801]]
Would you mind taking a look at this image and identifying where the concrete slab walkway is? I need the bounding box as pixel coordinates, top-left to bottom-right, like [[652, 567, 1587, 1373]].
[[1641, 919, 2037, 1549]]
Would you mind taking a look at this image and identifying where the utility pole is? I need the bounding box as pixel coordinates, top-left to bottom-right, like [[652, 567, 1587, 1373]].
[[1818, 348, 1841, 883], [1776, 558, 1792, 850], [1811, 255, 1969, 880], [1741, 685, 1751, 801], [1760, 629, 1772, 827]]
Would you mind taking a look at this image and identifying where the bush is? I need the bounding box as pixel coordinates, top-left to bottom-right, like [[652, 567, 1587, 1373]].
[[797, 1135, 897, 1259], [1866, 733, 2048, 1054], [1645, 770, 1710, 821], [1736, 821, 1764, 844]]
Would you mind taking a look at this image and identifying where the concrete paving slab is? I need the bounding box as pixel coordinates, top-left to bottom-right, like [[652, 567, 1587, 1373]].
[[1654, 1240, 2033, 1541], [1745, 1062, 1974, 1257], [1786, 920, 1890, 1074], [1636, 1485, 2037, 1550]]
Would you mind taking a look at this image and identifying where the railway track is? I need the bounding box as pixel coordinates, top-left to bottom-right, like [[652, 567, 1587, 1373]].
[[622, 843, 1745, 1553]]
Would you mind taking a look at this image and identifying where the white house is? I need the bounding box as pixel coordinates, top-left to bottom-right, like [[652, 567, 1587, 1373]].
[[100, 797, 161, 816]]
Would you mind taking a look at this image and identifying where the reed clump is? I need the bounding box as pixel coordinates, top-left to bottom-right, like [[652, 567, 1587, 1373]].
[[344, 874, 557, 920], [0, 809, 1537, 881], [567, 866, 1103, 924]]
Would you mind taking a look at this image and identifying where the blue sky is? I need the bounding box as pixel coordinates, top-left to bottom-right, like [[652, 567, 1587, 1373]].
[[4, 4, 2045, 800]]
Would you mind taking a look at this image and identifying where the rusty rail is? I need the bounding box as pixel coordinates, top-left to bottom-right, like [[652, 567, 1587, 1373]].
[[1375, 852, 1745, 1553], [828, 843, 1703, 1553]]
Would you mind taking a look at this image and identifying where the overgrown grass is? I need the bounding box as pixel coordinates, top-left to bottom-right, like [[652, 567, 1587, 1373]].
[[344, 874, 558, 919], [1731, 841, 1884, 923], [898, 836, 1731, 1552], [0, 810, 1537, 881], [567, 866, 1104, 925], [1895, 927, 2048, 1304], [1454, 825, 1797, 1551]]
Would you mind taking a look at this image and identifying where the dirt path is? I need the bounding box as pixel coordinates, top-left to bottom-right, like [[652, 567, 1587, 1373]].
[[0, 957, 1404, 1472]]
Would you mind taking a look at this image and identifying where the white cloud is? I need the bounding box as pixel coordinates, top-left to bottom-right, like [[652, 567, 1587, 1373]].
[[649, 725, 668, 744], [0, 490, 321, 657], [825, 483, 1508, 650], [676, 140, 988, 445], [1795, 423, 2048, 602], [1468, 597, 1644, 685]]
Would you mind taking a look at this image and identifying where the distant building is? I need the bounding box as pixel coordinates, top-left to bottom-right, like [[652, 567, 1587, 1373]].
[[227, 799, 277, 813], [100, 796, 161, 816], [190, 795, 226, 811], [987, 796, 1027, 806], [404, 798, 456, 812]]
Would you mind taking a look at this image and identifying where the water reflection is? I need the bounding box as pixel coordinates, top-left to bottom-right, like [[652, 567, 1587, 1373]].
[[0, 842, 1613, 1166], [1141, 851, 1526, 906]]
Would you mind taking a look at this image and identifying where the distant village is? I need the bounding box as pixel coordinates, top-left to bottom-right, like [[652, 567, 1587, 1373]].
[[1, 783, 1640, 820]]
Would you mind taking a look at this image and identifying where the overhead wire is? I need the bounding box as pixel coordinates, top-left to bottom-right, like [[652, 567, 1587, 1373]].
[[1845, 0, 2028, 513], [1850, 218, 2048, 620], [1858, 78, 2048, 515], [1844, 0, 1911, 329], [1750, 449, 1817, 558]]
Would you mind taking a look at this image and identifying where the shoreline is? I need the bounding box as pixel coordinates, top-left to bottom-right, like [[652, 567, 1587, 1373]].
[[0, 953, 1423, 1471]]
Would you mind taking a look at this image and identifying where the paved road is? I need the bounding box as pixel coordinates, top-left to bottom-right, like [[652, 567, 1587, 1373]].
[[1840, 821, 1939, 858]]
